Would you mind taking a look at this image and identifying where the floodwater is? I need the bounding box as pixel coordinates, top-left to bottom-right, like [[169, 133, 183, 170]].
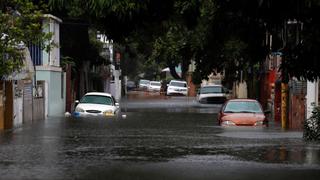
[[0, 91, 319, 179]]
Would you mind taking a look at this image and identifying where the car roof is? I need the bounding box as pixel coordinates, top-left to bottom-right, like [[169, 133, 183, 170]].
[[170, 80, 187, 83], [150, 81, 160, 83], [227, 98, 259, 102], [201, 84, 223, 87], [84, 92, 112, 97]]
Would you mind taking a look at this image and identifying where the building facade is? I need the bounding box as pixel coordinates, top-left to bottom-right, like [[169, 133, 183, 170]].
[[30, 14, 66, 117]]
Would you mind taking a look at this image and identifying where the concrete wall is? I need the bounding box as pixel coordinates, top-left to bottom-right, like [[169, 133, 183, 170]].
[[36, 67, 66, 117], [42, 15, 62, 67], [233, 81, 248, 99]]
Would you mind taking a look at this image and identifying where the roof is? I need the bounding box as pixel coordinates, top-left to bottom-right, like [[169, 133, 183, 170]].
[[43, 14, 62, 23], [161, 66, 182, 73], [84, 92, 112, 97]]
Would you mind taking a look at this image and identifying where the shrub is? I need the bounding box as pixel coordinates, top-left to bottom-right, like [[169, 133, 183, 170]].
[[303, 106, 320, 141]]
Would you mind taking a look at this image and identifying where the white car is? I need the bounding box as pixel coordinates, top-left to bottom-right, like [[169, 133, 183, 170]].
[[197, 84, 229, 103], [138, 79, 150, 90], [148, 81, 161, 92], [73, 92, 119, 117], [166, 80, 188, 96]]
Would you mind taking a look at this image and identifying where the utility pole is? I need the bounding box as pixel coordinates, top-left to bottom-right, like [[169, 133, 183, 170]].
[[114, 52, 121, 101]]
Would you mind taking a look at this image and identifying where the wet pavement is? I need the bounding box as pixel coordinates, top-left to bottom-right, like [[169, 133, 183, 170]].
[[0, 91, 320, 179]]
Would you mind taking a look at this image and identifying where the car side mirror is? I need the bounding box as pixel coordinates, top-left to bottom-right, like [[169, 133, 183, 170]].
[[115, 102, 120, 107], [74, 100, 79, 108]]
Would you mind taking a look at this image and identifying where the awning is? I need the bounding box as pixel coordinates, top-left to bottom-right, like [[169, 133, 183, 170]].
[[161, 65, 182, 73]]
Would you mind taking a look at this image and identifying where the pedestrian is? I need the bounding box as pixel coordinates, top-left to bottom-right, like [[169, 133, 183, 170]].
[[160, 80, 167, 96]]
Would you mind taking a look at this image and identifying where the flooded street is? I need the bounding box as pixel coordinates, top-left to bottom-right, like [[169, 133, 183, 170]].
[[0, 91, 320, 179]]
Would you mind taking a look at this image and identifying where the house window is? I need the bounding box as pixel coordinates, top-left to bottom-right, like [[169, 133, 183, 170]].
[[28, 42, 42, 66]]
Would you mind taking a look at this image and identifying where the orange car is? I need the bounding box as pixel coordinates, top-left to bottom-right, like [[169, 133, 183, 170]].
[[217, 99, 269, 126]]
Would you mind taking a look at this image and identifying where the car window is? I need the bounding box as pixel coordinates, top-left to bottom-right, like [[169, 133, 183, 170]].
[[200, 86, 224, 94], [170, 82, 187, 87], [151, 82, 161, 86], [224, 101, 263, 113], [80, 95, 113, 105]]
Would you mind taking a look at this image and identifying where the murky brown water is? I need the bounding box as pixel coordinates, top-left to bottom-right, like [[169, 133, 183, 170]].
[[0, 91, 319, 179]]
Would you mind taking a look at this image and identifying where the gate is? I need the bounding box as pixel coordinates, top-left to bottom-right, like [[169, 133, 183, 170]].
[[23, 80, 33, 123], [288, 80, 307, 130], [33, 81, 45, 121]]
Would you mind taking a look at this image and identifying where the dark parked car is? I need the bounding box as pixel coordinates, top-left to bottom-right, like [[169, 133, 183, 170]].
[[126, 81, 136, 91]]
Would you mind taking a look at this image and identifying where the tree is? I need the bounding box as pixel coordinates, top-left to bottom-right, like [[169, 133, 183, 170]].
[[0, 0, 50, 77], [48, 0, 320, 83], [49, 0, 174, 80]]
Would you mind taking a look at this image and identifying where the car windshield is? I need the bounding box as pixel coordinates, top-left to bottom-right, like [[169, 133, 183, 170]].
[[80, 95, 113, 105], [200, 86, 224, 94], [224, 101, 263, 113], [170, 82, 187, 87], [140, 80, 149, 85], [151, 82, 161, 86]]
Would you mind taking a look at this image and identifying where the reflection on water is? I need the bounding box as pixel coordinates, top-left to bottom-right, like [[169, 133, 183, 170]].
[[108, 144, 320, 165], [238, 145, 320, 165]]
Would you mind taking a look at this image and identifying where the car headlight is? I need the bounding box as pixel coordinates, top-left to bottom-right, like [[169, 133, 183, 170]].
[[75, 107, 85, 112], [103, 110, 114, 116], [221, 120, 236, 126]]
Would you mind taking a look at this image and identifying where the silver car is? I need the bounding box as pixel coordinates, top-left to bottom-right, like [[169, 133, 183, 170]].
[[197, 84, 229, 103], [148, 81, 161, 92], [138, 79, 150, 90]]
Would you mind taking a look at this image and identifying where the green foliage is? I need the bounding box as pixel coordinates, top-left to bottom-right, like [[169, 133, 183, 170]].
[[114, 40, 148, 80], [61, 56, 75, 68], [149, 0, 265, 82], [150, 23, 191, 66], [304, 106, 320, 141], [0, 0, 50, 77], [49, 0, 147, 18], [49, 0, 320, 83]]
